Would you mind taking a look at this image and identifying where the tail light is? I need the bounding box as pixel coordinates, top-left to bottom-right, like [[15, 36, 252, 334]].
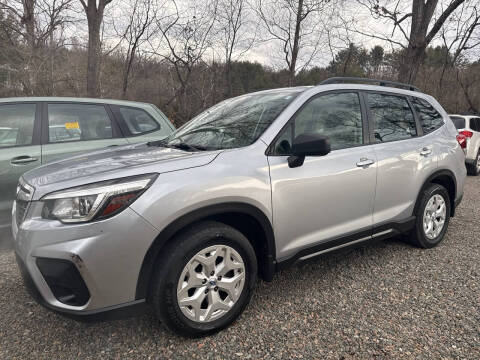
[[456, 134, 467, 150], [460, 130, 473, 138]]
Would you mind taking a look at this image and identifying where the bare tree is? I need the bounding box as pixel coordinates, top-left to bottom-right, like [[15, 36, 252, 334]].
[[216, 0, 254, 96], [357, 0, 469, 83], [255, 0, 331, 85], [152, 0, 218, 123], [79, 0, 112, 97], [0, 0, 74, 94], [436, 1, 480, 93], [115, 0, 158, 98]]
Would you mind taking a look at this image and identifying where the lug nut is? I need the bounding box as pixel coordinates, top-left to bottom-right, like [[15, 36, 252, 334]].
[[205, 289, 209, 294], [217, 276, 222, 281], [202, 279, 207, 284], [210, 271, 214, 276], [214, 286, 218, 291]]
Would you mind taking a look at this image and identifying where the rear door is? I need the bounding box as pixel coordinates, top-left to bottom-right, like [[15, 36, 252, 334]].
[[110, 104, 175, 143], [366, 92, 437, 229], [0, 102, 41, 229], [40, 102, 129, 164]]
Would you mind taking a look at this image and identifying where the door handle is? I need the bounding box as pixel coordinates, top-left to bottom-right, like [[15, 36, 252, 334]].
[[356, 158, 374, 168], [10, 156, 38, 165], [420, 147, 432, 156]]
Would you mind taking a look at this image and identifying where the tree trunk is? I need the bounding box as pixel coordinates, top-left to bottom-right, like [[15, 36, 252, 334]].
[[397, 44, 427, 83], [82, 0, 109, 98], [86, 13, 102, 97], [289, 0, 303, 86]]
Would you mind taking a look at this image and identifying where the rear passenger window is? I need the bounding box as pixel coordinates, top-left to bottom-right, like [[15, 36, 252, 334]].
[[118, 107, 159, 135], [48, 104, 113, 143], [367, 93, 416, 142], [411, 98, 444, 134], [0, 103, 36, 147]]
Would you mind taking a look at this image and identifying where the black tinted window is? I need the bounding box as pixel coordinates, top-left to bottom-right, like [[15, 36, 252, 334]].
[[471, 118, 480, 131], [368, 93, 416, 142], [412, 98, 444, 134], [450, 116, 465, 129], [0, 103, 36, 147], [274, 92, 363, 154]]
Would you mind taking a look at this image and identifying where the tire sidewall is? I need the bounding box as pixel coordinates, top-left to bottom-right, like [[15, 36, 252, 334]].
[[153, 222, 257, 337], [415, 185, 451, 248]]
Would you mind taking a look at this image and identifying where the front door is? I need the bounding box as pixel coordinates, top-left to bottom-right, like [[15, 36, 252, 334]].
[[267, 91, 377, 260]]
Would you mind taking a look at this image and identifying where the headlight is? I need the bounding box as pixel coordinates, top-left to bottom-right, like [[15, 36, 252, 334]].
[[41, 174, 157, 223]]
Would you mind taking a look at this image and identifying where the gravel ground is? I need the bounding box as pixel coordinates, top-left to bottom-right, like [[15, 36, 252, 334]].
[[1, 177, 479, 359]]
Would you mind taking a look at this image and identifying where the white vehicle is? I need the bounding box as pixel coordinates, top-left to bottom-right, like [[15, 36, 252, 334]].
[[450, 115, 480, 175]]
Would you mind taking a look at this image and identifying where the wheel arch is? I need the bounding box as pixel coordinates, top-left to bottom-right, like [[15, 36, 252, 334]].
[[415, 169, 457, 217], [135, 202, 276, 300]]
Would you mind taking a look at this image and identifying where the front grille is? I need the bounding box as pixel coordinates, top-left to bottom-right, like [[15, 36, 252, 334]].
[[15, 200, 29, 225]]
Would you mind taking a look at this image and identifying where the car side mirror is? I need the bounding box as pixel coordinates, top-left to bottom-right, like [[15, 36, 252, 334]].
[[287, 133, 331, 168]]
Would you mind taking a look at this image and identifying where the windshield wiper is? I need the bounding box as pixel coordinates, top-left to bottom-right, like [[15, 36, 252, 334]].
[[169, 142, 208, 152]]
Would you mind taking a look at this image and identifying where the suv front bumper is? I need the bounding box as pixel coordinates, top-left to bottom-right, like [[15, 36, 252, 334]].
[[13, 203, 158, 318]]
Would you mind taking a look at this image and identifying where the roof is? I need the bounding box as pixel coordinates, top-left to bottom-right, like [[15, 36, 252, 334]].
[[0, 96, 154, 108]]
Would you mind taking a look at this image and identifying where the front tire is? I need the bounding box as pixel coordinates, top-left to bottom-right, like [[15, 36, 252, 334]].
[[150, 221, 257, 337], [408, 183, 451, 248]]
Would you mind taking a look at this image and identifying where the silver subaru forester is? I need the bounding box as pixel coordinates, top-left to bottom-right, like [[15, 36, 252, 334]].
[[12, 78, 466, 337]]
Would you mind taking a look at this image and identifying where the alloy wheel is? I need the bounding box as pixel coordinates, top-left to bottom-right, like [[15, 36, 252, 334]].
[[177, 245, 245, 323], [422, 194, 447, 240]]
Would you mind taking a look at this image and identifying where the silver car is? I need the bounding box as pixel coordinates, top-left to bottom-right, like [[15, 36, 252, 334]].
[[450, 114, 480, 175], [12, 78, 466, 337]]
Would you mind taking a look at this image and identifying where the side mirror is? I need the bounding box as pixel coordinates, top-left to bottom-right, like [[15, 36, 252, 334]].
[[288, 133, 331, 168]]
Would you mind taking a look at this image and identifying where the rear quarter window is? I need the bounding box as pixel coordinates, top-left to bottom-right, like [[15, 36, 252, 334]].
[[411, 98, 444, 134]]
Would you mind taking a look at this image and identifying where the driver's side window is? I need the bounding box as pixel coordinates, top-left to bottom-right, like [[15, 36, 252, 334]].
[[273, 92, 363, 155]]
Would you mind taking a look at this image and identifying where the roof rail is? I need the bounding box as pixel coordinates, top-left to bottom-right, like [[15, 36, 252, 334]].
[[319, 77, 420, 92]]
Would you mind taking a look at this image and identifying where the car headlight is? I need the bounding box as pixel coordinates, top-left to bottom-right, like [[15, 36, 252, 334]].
[[41, 174, 157, 223]]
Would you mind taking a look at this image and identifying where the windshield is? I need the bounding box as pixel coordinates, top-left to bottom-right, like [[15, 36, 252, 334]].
[[450, 116, 465, 129], [163, 89, 303, 150]]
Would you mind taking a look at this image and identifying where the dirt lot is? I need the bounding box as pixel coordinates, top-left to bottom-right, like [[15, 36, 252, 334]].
[[0, 176, 479, 359]]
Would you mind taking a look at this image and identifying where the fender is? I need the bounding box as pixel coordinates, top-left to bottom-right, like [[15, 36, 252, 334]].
[[414, 169, 457, 217], [135, 202, 276, 300]]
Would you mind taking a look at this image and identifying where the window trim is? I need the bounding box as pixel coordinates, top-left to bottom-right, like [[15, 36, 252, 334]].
[[110, 104, 161, 138], [0, 101, 41, 149], [41, 101, 123, 145], [266, 90, 369, 156], [362, 90, 419, 145]]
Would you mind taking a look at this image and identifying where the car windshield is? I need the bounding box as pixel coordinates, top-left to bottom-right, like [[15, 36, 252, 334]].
[[161, 89, 303, 150], [450, 116, 465, 129]]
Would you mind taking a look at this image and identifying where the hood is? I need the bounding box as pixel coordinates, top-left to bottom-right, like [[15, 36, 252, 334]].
[[23, 143, 220, 199]]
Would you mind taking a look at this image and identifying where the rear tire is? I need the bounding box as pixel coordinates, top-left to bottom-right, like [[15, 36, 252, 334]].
[[407, 183, 451, 249], [467, 149, 480, 176], [150, 221, 257, 337]]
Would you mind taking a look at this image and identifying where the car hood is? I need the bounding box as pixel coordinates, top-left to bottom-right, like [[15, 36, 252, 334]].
[[23, 143, 221, 200]]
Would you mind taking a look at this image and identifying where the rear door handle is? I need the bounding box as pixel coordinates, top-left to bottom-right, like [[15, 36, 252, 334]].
[[420, 147, 432, 156], [356, 158, 374, 168], [10, 156, 38, 165]]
